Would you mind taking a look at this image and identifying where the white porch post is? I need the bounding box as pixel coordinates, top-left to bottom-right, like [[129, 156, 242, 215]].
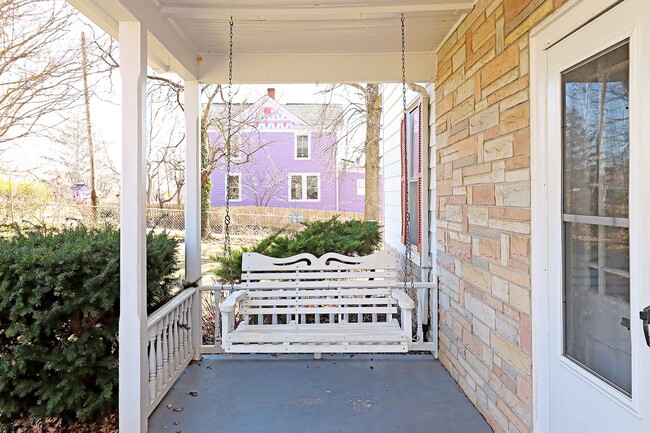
[[184, 80, 202, 360], [119, 21, 148, 433]]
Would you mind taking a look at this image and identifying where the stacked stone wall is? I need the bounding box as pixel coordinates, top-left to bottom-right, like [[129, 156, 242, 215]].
[[434, 1, 569, 432]]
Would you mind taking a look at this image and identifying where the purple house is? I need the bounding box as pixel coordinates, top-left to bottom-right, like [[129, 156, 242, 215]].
[[209, 89, 364, 214]]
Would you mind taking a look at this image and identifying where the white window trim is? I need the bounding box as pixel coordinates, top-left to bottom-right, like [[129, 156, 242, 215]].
[[224, 173, 242, 202], [288, 172, 321, 202], [294, 133, 311, 160], [357, 178, 365, 196]]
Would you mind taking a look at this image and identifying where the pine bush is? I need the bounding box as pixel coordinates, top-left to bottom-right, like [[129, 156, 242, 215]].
[[0, 225, 181, 424]]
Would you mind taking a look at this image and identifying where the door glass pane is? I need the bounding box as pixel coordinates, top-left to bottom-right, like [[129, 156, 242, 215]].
[[562, 42, 631, 395], [563, 43, 629, 218]]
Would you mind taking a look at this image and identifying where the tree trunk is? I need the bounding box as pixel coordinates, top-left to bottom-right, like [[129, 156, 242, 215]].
[[200, 120, 211, 238], [364, 83, 381, 221], [81, 32, 97, 211]]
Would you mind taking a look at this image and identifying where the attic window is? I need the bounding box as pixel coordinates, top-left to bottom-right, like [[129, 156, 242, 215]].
[[295, 134, 310, 159]]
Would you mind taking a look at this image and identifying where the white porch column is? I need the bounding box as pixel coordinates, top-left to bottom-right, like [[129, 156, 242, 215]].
[[184, 80, 202, 360], [119, 21, 148, 433]]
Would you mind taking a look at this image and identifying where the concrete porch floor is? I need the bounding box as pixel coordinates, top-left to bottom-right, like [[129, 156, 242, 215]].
[[148, 354, 493, 433]]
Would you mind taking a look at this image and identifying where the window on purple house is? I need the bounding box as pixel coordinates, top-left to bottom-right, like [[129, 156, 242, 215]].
[[289, 174, 319, 201], [226, 173, 241, 201], [228, 134, 241, 160], [295, 134, 310, 159]]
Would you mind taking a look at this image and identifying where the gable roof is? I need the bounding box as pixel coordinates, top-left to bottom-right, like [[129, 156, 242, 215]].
[[208, 96, 344, 129]]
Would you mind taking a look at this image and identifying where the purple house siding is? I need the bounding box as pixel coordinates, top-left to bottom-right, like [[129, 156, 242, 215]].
[[337, 171, 365, 214], [209, 94, 366, 214]]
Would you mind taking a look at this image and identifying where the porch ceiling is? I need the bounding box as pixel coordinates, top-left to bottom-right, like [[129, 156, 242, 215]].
[[68, 0, 473, 83]]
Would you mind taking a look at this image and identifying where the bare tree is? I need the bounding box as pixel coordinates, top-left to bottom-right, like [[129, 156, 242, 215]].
[[43, 113, 120, 201], [241, 160, 286, 207], [145, 92, 186, 208], [0, 0, 85, 147], [317, 83, 382, 220]]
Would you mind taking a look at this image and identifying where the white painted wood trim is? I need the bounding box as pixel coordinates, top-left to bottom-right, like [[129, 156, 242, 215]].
[[184, 80, 202, 361], [221, 290, 248, 313], [530, 1, 622, 432], [391, 289, 416, 310], [118, 20, 148, 433], [199, 52, 437, 84]]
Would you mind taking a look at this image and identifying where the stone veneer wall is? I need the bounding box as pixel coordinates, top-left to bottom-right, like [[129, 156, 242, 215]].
[[434, 1, 568, 432]]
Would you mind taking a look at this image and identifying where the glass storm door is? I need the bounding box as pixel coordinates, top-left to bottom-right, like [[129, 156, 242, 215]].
[[546, 0, 650, 431]]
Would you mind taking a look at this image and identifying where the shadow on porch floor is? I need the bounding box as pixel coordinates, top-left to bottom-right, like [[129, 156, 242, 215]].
[[148, 354, 493, 433]]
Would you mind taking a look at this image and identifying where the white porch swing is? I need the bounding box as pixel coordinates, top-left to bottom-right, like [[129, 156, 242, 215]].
[[217, 15, 435, 355]]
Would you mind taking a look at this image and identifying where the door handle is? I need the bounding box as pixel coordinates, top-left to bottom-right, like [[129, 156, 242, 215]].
[[641, 306, 650, 347]]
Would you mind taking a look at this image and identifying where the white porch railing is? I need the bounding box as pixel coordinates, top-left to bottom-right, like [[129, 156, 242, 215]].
[[197, 284, 436, 354], [146, 287, 198, 415]]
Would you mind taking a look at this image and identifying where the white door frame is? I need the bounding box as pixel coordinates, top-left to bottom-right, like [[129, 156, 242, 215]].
[[529, 0, 629, 431]]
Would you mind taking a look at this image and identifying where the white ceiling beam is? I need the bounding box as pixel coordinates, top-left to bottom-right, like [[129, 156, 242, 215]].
[[114, 0, 200, 79], [159, 2, 474, 20], [199, 51, 436, 84], [68, 0, 200, 79]]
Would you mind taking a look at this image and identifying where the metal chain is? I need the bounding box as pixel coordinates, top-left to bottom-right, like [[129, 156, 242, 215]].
[[401, 13, 416, 298], [223, 16, 234, 291]]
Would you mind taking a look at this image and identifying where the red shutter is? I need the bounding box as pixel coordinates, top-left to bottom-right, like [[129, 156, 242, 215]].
[[400, 115, 407, 245], [417, 103, 423, 253]]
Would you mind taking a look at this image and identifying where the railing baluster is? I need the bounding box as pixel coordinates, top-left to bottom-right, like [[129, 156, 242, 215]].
[[214, 289, 221, 345], [172, 308, 180, 370], [148, 331, 157, 402], [183, 299, 190, 359], [156, 321, 164, 392], [416, 287, 426, 343], [178, 303, 186, 361], [162, 316, 169, 381]]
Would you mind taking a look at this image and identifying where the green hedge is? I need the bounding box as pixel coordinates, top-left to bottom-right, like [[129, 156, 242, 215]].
[[213, 217, 381, 283], [0, 225, 181, 425]]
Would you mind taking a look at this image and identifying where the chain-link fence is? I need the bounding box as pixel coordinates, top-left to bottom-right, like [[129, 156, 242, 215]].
[[0, 201, 364, 241]]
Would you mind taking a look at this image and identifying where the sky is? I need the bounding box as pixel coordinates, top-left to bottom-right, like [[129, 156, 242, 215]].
[[0, 1, 364, 186]]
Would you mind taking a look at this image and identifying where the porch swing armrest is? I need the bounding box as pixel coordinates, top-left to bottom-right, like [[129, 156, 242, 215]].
[[391, 289, 416, 310], [221, 290, 248, 313]]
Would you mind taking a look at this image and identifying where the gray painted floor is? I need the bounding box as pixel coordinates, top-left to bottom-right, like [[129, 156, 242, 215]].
[[149, 354, 493, 433]]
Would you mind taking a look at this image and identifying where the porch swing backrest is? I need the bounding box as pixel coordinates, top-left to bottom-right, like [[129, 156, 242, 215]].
[[241, 250, 398, 285]]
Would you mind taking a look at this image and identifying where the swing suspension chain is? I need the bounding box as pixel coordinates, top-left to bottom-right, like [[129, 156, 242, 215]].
[[401, 14, 416, 300], [223, 16, 235, 291]]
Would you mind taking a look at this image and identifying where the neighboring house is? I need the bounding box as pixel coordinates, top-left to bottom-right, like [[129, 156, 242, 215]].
[[70, 183, 91, 203], [209, 89, 365, 213]]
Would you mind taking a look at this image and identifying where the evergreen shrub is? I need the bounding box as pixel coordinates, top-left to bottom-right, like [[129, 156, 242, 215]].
[[0, 225, 181, 425], [213, 217, 381, 283]]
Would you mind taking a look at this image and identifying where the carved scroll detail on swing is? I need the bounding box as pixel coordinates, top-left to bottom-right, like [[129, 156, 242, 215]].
[[325, 257, 361, 266], [242, 250, 396, 272], [273, 257, 312, 267]]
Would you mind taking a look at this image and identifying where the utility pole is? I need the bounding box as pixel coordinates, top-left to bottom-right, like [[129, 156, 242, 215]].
[[81, 32, 97, 210]]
